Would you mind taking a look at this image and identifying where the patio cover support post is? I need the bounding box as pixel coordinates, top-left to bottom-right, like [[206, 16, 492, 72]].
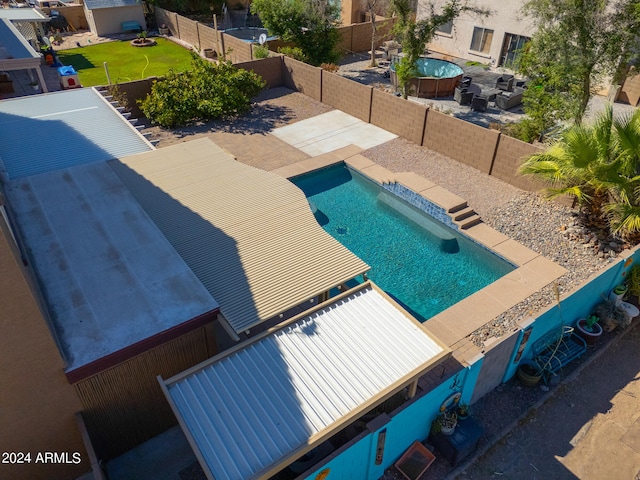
[[407, 379, 418, 399], [35, 66, 48, 93]]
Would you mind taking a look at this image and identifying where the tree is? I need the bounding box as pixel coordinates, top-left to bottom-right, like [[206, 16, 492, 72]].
[[519, 106, 640, 239], [390, 0, 487, 98], [251, 0, 341, 66], [519, 0, 640, 128], [139, 52, 265, 128], [361, 0, 390, 67]]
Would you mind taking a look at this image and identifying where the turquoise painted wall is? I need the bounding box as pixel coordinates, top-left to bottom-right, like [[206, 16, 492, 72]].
[[305, 369, 471, 479]]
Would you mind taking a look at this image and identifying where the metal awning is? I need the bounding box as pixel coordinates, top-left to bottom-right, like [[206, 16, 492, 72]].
[[112, 138, 370, 334], [0, 18, 41, 71], [161, 282, 450, 480]]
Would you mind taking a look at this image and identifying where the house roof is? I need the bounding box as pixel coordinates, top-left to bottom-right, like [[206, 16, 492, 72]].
[[0, 88, 153, 180], [111, 138, 370, 334], [5, 161, 219, 373], [0, 8, 50, 22], [84, 0, 142, 9], [0, 18, 41, 71], [162, 282, 450, 480]]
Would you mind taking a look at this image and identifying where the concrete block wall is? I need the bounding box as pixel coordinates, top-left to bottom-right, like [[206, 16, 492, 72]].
[[222, 33, 253, 63], [109, 78, 155, 118], [322, 72, 372, 122], [155, 8, 179, 38], [282, 57, 322, 101], [198, 23, 220, 54], [236, 57, 284, 88], [51, 5, 89, 30], [176, 15, 199, 48], [619, 72, 640, 107], [370, 89, 428, 145], [491, 135, 545, 192], [423, 110, 499, 174]]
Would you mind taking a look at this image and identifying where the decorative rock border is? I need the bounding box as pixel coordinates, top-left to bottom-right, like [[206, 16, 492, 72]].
[[130, 39, 157, 47]]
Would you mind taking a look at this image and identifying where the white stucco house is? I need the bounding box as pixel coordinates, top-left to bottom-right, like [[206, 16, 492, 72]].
[[420, 0, 535, 68]]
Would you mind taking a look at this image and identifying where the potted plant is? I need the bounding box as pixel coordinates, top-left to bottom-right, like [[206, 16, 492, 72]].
[[456, 403, 470, 420], [516, 361, 542, 387], [159, 24, 169, 35], [575, 315, 603, 345], [609, 284, 628, 304], [434, 411, 457, 436]]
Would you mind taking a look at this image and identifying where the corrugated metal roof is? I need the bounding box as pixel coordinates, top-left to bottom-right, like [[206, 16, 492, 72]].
[[0, 8, 50, 22], [0, 17, 40, 64], [0, 88, 153, 180], [84, 0, 141, 9], [112, 138, 370, 333], [162, 282, 450, 480]]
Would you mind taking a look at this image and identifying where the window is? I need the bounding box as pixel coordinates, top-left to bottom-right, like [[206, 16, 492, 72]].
[[437, 21, 453, 35], [499, 33, 530, 68], [470, 27, 493, 54]]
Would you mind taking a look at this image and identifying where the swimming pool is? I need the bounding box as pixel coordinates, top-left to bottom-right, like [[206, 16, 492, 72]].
[[292, 164, 515, 321]]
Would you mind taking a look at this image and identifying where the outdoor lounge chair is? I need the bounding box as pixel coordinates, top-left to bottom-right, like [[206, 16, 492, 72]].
[[471, 95, 488, 112], [460, 76, 472, 88], [454, 86, 474, 106], [495, 87, 524, 110], [495, 74, 514, 91]]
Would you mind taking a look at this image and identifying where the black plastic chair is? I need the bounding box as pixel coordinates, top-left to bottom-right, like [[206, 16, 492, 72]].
[[454, 86, 474, 106], [495, 74, 514, 91]]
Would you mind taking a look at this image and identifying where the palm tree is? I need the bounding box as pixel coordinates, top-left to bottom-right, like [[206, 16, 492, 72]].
[[519, 106, 640, 239]]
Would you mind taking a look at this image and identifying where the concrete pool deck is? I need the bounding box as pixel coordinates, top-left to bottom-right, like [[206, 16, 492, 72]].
[[270, 111, 567, 353]]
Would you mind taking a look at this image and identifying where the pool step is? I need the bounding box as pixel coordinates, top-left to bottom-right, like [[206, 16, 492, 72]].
[[452, 206, 476, 222], [455, 213, 483, 230]]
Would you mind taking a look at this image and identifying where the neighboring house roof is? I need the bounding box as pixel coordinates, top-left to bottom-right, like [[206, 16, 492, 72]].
[[162, 282, 450, 480], [0, 8, 50, 22], [0, 18, 40, 71], [111, 138, 370, 334], [5, 160, 219, 373], [84, 0, 142, 9], [0, 88, 153, 180]]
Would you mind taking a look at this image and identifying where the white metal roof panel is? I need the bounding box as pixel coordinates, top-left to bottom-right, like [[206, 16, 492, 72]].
[[5, 161, 218, 371], [112, 138, 370, 333], [0, 8, 50, 22], [0, 88, 153, 180], [163, 283, 449, 480]]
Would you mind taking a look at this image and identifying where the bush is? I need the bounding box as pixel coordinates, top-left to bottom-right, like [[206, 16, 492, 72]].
[[320, 63, 339, 73], [254, 44, 270, 59], [277, 46, 307, 62], [501, 117, 548, 143], [139, 51, 266, 128]]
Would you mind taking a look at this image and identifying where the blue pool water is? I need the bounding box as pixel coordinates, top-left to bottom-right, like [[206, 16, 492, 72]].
[[293, 165, 515, 321]]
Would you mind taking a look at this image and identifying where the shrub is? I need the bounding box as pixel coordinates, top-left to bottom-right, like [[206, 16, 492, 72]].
[[277, 46, 307, 62], [320, 63, 339, 73], [254, 44, 270, 59], [139, 51, 265, 128]]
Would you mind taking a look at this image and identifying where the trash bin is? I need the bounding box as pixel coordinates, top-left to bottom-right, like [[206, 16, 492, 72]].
[[58, 65, 80, 89]]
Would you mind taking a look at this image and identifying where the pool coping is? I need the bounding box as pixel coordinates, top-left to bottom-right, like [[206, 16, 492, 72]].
[[270, 145, 568, 353]]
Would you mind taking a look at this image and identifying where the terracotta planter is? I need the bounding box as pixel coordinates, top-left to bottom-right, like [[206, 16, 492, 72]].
[[575, 318, 603, 346]]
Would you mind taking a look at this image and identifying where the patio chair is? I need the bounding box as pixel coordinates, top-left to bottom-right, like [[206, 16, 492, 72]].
[[460, 76, 472, 88], [454, 86, 474, 106], [495, 87, 524, 110], [471, 95, 488, 112], [495, 74, 514, 91]]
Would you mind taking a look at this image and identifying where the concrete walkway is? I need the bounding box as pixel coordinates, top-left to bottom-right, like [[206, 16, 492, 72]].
[[456, 320, 640, 480]]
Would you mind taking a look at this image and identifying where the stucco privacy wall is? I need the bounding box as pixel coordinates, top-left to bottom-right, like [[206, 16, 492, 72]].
[[370, 88, 428, 145], [322, 71, 372, 122], [0, 213, 87, 480], [223, 33, 253, 63], [423, 109, 499, 174], [282, 56, 322, 101]]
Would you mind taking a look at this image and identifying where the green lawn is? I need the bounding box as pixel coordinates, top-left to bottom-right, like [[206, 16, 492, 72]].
[[56, 38, 193, 87]]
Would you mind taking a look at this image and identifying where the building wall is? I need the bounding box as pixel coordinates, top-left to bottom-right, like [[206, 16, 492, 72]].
[[45, 5, 89, 30], [0, 207, 87, 480], [420, 0, 536, 66], [90, 5, 146, 36], [74, 325, 216, 460], [619, 72, 640, 107]]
